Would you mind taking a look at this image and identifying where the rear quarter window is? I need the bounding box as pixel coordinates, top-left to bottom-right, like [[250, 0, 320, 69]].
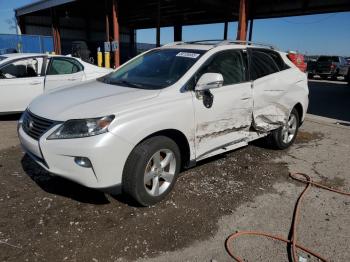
[[264, 50, 290, 71], [250, 49, 280, 80]]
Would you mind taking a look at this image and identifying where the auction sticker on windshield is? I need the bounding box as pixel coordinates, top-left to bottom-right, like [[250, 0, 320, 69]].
[[176, 52, 200, 59]]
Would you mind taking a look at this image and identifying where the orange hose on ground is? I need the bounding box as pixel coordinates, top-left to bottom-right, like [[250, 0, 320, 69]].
[[225, 172, 350, 262]]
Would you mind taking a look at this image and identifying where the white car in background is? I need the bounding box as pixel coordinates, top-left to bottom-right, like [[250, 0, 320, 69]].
[[18, 40, 309, 206], [0, 53, 112, 114]]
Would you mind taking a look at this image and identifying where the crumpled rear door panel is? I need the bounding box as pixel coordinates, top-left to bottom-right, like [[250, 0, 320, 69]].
[[252, 69, 305, 132]]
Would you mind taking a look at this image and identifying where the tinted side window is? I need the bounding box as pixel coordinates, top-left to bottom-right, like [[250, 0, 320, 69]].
[[250, 50, 279, 80], [198, 50, 246, 86], [47, 58, 82, 75], [0, 57, 44, 79], [263, 50, 289, 71]]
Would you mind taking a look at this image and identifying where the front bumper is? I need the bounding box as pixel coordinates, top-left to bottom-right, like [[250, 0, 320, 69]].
[[18, 124, 135, 190]]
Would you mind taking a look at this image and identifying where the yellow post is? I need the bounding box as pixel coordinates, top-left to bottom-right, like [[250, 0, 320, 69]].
[[97, 47, 103, 67], [104, 52, 110, 68]]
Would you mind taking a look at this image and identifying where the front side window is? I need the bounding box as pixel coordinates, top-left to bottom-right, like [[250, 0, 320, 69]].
[[47, 58, 83, 75], [250, 50, 280, 80], [98, 49, 205, 89], [0, 57, 44, 79], [195, 50, 247, 86]]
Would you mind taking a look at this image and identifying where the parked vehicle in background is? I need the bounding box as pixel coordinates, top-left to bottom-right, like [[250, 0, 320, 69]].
[[287, 52, 307, 72], [18, 40, 308, 206], [305, 56, 317, 77], [0, 53, 112, 114], [309, 55, 349, 80]]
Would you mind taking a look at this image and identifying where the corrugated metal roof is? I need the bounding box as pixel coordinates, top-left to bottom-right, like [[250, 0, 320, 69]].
[[15, 0, 76, 16]]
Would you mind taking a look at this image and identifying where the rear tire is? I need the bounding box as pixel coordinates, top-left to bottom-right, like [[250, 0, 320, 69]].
[[122, 136, 181, 206], [268, 108, 300, 150]]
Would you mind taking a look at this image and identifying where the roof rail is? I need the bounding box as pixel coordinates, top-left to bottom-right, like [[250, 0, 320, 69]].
[[162, 39, 226, 47], [215, 40, 277, 50], [162, 41, 185, 47], [186, 39, 224, 45], [162, 39, 277, 50]]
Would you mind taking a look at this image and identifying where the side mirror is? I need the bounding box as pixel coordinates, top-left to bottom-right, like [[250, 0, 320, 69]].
[[195, 73, 224, 91]]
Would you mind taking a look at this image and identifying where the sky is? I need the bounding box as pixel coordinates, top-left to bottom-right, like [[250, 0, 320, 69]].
[[0, 0, 350, 56]]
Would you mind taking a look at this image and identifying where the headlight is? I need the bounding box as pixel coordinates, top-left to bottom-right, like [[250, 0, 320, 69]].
[[47, 115, 115, 139]]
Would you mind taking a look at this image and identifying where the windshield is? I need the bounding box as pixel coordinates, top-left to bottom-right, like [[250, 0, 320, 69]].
[[317, 56, 339, 62], [98, 49, 205, 89]]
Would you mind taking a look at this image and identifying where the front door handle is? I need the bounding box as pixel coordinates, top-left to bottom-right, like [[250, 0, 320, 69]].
[[30, 81, 41, 85]]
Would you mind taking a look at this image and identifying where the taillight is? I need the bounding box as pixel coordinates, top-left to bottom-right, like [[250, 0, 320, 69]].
[[287, 53, 306, 72]]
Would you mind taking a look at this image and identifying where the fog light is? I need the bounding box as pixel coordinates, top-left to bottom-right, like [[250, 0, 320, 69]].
[[74, 157, 92, 168]]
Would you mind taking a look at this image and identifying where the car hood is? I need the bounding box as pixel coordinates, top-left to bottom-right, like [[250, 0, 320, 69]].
[[28, 80, 161, 120]]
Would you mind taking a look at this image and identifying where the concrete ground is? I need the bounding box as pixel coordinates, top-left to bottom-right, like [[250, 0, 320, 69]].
[[137, 117, 350, 262], [0, 80, 349, 262]]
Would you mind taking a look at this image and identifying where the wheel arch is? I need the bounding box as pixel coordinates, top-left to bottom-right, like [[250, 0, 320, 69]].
[[293, 103, 303, 126], [136, 129, 193, 170]]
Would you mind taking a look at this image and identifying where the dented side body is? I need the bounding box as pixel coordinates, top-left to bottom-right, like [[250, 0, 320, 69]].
[[252, 53, 308, 132]]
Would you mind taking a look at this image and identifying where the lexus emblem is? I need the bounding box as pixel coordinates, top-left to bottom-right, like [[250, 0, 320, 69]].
[[28, 120, 34, 129]]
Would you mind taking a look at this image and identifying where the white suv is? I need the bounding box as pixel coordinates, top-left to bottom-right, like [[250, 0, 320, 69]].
[[18, 40, 308, 206]]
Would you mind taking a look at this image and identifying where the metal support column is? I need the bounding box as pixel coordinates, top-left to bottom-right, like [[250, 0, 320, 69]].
[[105, 0, 110, 42], [17, 16, 25, 35], [236, 0, 248, 41], [224, 21, 228, 40], [156, 0, 161, 47], [112, 0, 120, 67], [129, 28, 136, 58], [51, 8, 61, 54], [174, 24, 182, 42], [248, 18, 254, 41]]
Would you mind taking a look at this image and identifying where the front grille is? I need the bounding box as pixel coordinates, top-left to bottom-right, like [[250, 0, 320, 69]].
[[22, 110, 56, 140]]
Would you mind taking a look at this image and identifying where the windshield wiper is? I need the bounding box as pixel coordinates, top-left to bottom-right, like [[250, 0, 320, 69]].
[[110, 79, 144, 88]]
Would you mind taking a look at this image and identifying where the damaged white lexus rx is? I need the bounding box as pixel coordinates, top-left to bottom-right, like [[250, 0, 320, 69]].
[[18, 40, 308, 206]]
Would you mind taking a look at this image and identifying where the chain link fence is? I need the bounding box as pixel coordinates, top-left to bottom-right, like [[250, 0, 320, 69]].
[[0, 34, 54, 55]]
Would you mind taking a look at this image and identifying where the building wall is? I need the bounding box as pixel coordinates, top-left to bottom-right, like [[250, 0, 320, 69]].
[[20, 14, 134, 63]]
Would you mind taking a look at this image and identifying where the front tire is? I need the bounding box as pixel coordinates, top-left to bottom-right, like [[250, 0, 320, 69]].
[[122, 136, 181, 206], [269, 108, 300, 150]]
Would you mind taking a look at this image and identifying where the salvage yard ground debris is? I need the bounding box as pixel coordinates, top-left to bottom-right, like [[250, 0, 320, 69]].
[[1, 115, 349, 261]]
